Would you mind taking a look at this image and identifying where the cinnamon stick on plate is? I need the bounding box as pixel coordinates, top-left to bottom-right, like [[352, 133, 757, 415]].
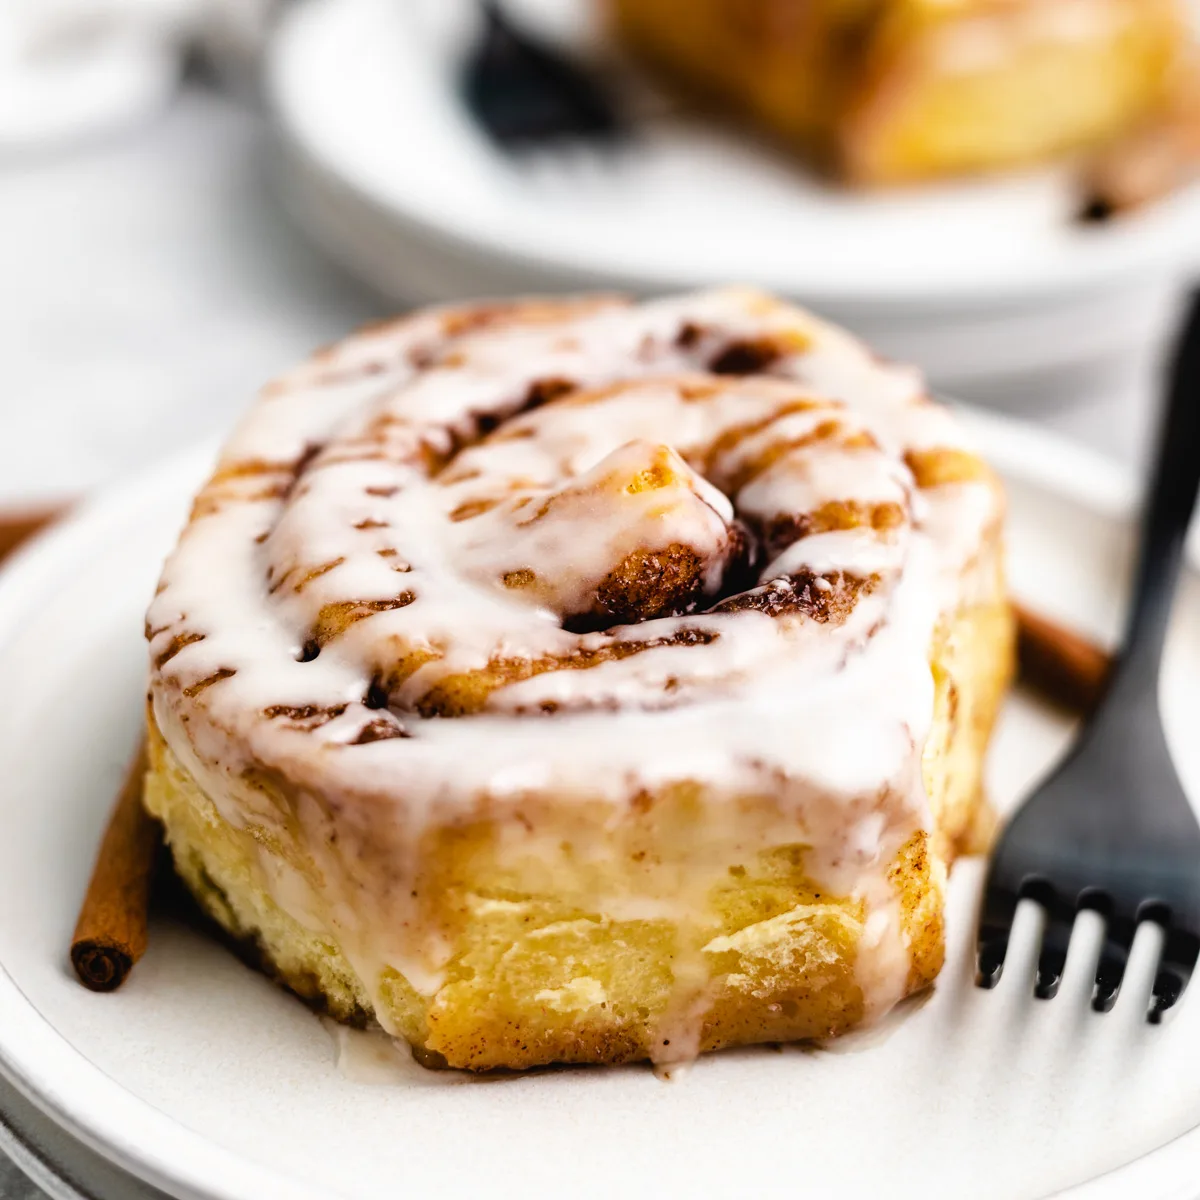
[[0, 506, 61, 565], [1013, 602, 1113, 715], [71, 738, 160, 992]]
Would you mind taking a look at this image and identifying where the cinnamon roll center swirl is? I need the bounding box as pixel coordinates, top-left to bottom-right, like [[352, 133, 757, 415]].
[[148, 289, 991, 753], [241, 373, 910, 721]]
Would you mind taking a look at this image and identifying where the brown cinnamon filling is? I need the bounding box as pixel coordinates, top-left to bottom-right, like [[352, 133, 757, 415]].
[[310, 593, 417, 650], [713, 570, 877, 625], [415, 628, 718, 718]]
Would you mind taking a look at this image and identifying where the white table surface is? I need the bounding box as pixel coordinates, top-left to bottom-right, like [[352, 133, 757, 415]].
[[0, 80, 1184, 1199], [0, 86, 378, 513]]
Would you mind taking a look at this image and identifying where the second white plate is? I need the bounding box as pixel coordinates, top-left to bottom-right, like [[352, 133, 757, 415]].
[[267, 0, 1200, 311]]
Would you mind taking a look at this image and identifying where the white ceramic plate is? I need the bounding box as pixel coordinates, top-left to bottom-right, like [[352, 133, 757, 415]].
[[266, 0, 1200, 311], [2, 410, 1200, 1200]]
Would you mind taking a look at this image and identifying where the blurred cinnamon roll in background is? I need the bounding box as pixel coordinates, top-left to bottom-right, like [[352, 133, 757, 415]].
[[608, 0, 1190, 184], [144, 288, 1013, 1071]]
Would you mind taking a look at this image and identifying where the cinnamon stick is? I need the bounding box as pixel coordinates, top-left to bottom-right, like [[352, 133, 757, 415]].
[[71, 738, 160, 991], [1014, 602, 1113, 715], [0, 506, 61, 565]]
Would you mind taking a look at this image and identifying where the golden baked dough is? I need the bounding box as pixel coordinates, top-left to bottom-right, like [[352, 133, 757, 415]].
[[609, 0, 1188, 182], [144, 289, 1013, 1070]]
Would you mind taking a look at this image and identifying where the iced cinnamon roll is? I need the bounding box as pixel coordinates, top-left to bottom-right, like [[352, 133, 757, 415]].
[[144, 288, 1013, 1070]]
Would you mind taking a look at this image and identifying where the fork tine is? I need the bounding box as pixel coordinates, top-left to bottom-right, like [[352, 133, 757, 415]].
[[977, 934, 1009, 989], [1034, 916, 1074, 1000], [1092, 910, 1137, 1013], [1149, 927, 1200, 1023], [976, 881, 1018, 987]]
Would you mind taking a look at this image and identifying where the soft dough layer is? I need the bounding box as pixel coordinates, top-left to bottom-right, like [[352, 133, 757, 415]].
[[143, 289, 1013, 1070], [146, 595, 1011, 1070]]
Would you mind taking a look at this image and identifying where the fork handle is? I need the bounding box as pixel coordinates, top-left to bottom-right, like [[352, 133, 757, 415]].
[[1105, 290, 1200, 703]]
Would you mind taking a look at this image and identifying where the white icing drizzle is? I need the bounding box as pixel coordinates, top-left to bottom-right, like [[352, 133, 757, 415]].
[[147, 288, 1003, 1060]]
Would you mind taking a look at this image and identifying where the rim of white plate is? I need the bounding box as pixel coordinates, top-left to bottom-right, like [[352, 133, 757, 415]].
[[265, 0, 1200, 311], [0, 409, 1191, 1200]]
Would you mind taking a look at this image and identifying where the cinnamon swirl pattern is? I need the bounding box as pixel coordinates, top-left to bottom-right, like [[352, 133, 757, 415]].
[[144, 289, 1013, 1069]]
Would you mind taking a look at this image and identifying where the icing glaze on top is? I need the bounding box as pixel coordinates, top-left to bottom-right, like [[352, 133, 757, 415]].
[[146, 288, 1003, 1052]]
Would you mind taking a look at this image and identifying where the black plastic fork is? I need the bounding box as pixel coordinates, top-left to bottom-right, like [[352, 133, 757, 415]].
[[977, 291, 1200, 1022], [460, 0, 626, 151]]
